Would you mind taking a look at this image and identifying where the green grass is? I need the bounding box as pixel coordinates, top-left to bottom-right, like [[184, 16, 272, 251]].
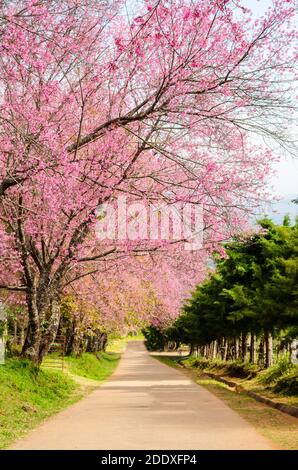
[[0, 350, 122, 449], [153, 355, 180, 368], [0, 358, 81, 449], [106, 337, 128, 354], [180, 356, 261, 379], [178, 355, 298, 405], [65, 351, 120, 381], [127, 332, 144, 341]]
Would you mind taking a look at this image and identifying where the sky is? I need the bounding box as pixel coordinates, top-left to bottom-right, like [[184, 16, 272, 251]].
[[243, 0, 297, 201], [247, 0, 297, 222], [271, 157, 298, 197], [264, 156, 298, 224]]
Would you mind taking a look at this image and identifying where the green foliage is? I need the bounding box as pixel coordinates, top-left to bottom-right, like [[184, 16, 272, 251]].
[[181, 357, 260, 379], [223, 361, 260, 379], [0, 358, 79, 449], [273, 370, 298, 396], [259, 356, 295, 385], [142, 325, 167, 351], [181, 356, 206, 368], [65, 351, 120, 381], [170, 218, 298, 351]]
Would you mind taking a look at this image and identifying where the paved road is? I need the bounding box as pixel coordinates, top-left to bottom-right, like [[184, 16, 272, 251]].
[[11, 341, 273, 449]]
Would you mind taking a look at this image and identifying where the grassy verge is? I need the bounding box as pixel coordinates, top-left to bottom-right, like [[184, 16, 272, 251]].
[[0, 358, 81, 449], [106, 337, 128, 354], [154, 355, 298, 450], [65, 332, 144, 381], [65, 351, 120, 382], [127, 333, 144, 341], [179, 356, 298, 407], [0, 347, 123, 449]]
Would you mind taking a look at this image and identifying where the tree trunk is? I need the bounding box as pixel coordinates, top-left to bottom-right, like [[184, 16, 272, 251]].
[[258, 336, 265, 366], [234, 337, 239, 360], [20, 325, 25, 349], [0, 333, 5, 364], [212, 341, 217, 360], [226, 340, 233, 361], [223, 338, 228, 361], [21, 290, 41, 363], [38, 298, 61, 364], [66, 319, 76, 355], [290, 339, 298, 364], [99, 333, 107, 352], [241, 333, 247, 361], [86, 331, 108, 353], [21, 289, 62, 365], [68, 322, 84, 357], [206, 343, 211, 360], [264, 331, 273, 368], [249, 333, 256, 364], [13, 320, 17, 342]]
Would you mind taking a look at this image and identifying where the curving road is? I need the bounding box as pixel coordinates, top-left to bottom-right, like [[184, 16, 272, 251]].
[[10, 341, 273, 450]]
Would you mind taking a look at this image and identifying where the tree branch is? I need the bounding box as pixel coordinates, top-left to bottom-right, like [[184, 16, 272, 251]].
[[0, 284, 26, 291]]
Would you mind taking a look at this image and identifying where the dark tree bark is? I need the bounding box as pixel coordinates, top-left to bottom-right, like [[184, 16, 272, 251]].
[[241, 333, 247, 361], [38, 298, 61, 364], [189, 344, 194, 356], [21, 289, 41, 362], [222, 338, 228, 361], [264, 331, 273, 368], [258, 336, 265, 366], [249, 333, 256, 364]]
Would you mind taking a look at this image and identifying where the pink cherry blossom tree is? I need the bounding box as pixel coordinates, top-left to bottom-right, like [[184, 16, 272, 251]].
[[0, 0, 296, 363]]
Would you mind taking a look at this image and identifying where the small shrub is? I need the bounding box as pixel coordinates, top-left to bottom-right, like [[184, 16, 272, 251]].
[[181, 357, 260, 379], [224, 361, 260, 379], [181, 357, 209, 369], [273, 371, 298, 396], [259, 356, 295, 385]]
